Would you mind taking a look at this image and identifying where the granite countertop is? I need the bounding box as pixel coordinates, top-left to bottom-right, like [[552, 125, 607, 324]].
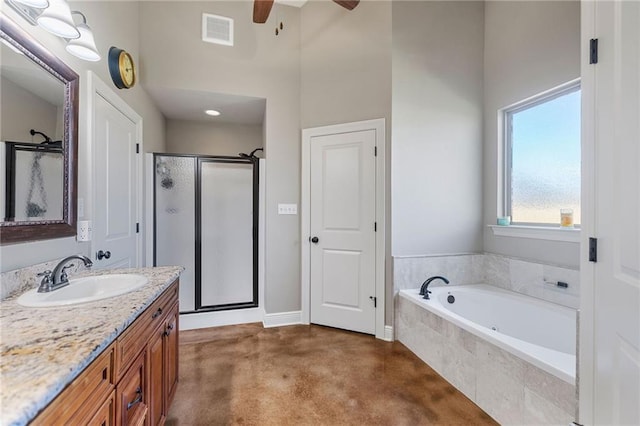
[[0, 266, 183, 426]]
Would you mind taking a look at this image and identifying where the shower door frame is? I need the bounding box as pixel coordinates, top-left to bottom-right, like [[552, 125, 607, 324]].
[[153, 153, 259, 313]]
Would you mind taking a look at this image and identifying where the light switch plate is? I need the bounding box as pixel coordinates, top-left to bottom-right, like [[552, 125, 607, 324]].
[[278, 204, 297, 215]]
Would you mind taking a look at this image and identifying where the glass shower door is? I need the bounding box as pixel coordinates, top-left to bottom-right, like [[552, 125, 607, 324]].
[[197, 159, 257, 309], [154, 155, 196, 311], [154, 154, 258, 313]]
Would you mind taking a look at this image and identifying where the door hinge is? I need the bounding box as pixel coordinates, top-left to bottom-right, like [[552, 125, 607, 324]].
[[374, 222, 377, 232], [136, 143, 140, 154], [374, 146, 377, 157], [369, 296, 377, 308], [136, 222, 140, 233], [589, 237, 598, 262], [589, 38, 598, 64]]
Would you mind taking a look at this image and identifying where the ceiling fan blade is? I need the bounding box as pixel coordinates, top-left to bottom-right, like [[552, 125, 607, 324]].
[[332, 0, 360, 11], [253, 0, 274, 24]]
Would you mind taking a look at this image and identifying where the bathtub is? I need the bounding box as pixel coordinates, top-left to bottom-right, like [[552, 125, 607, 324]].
[[399, 284, 576, 384]]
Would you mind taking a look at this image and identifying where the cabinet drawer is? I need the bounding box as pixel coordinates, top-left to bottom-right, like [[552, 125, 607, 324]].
[[33, 344, 115, 425], [116, 281, 179, 379], [117, 350, 147, 426]]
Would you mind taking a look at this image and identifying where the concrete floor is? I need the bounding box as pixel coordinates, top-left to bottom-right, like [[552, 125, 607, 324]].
[[166, 323, 497, 425]]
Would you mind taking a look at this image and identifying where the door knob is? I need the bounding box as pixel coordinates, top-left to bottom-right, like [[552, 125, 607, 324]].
[[97, 250, 111, 260], [311, 236, 319, 244]]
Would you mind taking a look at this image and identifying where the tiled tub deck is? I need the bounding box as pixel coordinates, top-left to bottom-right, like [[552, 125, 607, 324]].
[[396, 295, 577, 425]]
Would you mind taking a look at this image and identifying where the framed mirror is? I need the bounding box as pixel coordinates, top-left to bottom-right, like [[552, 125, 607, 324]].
[[0, 14, 78, 244]]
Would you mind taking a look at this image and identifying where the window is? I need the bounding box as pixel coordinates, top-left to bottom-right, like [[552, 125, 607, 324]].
[[503, 81, 581, 226]]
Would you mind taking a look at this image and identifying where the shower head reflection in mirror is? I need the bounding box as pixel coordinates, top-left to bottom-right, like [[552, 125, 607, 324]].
[[238, 147, 263, 159]]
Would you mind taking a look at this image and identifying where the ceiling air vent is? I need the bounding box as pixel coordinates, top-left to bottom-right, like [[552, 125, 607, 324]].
[[202, 13, 234, 47]]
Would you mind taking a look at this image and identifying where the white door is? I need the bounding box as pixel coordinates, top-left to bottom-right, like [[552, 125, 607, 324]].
[[92, 93, 139, 269], [309, 129, 377, 334], [585, 1, 640, 423]]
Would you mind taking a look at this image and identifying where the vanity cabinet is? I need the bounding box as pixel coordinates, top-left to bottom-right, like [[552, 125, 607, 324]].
[[148, 301, 179, 426], [32, 280, 179, 425], [116, 351, 147, 426]]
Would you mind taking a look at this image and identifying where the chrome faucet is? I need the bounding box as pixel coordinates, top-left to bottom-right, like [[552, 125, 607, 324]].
[[37, 255, 93, 293], [419, 275, 450, 300]]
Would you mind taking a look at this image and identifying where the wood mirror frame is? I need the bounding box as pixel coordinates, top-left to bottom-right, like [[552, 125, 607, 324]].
[[0, 15, 78, 245]]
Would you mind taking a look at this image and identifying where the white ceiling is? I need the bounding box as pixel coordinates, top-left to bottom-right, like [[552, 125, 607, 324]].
[[145, 86, 266, 126]]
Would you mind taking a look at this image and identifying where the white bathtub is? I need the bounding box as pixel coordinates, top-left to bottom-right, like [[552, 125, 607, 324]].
[[399, 284, 576, 384]]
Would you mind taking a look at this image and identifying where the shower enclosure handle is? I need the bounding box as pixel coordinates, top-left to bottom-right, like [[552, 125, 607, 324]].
[[311, 236, 319, 244]]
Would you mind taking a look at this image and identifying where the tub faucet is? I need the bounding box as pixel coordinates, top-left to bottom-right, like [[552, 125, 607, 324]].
[[419, 276, 450, 300], [37, 255, 93, 293]]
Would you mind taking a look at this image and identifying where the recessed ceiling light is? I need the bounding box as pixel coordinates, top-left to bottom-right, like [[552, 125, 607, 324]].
[[205, 109, 221, 116]]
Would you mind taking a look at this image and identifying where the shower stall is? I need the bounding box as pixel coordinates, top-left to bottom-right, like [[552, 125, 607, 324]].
[[152, 153, 260, 314]]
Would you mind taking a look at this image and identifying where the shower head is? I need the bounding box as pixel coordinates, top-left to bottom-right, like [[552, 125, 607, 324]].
[[238, 147, 264, 159], [30, 129, 51, 143]]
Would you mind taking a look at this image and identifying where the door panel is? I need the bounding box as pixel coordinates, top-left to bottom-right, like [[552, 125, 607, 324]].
[[592, 1, 640, 423], [310, 130, 376, 334], [199, 160, 255, 308], [93, 94, 138, 269], [322, 250, 361, 308]]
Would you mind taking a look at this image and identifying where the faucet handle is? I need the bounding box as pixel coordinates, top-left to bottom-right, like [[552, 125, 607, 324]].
[[59, 264, 75, 283], [37, 270, 52, 280], [36, 270, 52, 293]]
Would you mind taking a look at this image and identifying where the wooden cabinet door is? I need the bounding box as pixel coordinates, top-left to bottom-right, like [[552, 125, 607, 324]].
[[117, 351, 147, 426], [164, 303, 179, 409], [147, 325, 165, 426], [88, 390, 116, 426]]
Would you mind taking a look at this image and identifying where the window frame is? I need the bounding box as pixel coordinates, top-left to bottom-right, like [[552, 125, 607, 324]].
[[501, 79, 581, 227]]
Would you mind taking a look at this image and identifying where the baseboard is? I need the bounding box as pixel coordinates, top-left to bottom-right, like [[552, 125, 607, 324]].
[[262, 311, 302, 328], [383, 325, 394, 342], [180, 308, 264, 331]]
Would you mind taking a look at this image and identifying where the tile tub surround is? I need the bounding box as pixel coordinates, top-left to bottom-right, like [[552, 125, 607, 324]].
[[393, 253, 580, 309], [396, 296, 577, 424], [0, 265, 183, 426]]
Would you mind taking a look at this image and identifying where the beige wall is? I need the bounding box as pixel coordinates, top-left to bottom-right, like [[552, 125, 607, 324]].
[[140, 1, 301, 314], [0, 76, 59, 142], [166, 120, 262, 157], [1, 1, 166, 271], [300, 0, 393, 323], [482, 1, 581, 267], [391, 1, 484, 258]]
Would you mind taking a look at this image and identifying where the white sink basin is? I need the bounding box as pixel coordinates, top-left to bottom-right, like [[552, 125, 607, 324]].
[[16, 274, 149, 308]]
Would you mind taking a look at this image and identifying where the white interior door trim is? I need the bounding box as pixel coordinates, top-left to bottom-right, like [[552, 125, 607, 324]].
[[578, 0, 596, 422], [301, 118, 386, 340], [86, 71, 143, 267]]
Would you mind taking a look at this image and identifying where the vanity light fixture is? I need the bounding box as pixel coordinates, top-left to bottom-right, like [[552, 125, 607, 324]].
[[36, 0, 80, 38], [5, 0, 101, 62], [11, 0, 48, 9], [65, 11, 100, 61], [205, 109, 221, 117], [36, 0, 79, 39]]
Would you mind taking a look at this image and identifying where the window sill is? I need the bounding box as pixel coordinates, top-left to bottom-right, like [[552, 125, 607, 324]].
[[488, 225, 580, 243]]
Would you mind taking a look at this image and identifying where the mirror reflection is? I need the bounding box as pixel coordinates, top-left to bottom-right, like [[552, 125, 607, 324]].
[[1, 40, 66, 222], [1, 15, 78, 244]]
